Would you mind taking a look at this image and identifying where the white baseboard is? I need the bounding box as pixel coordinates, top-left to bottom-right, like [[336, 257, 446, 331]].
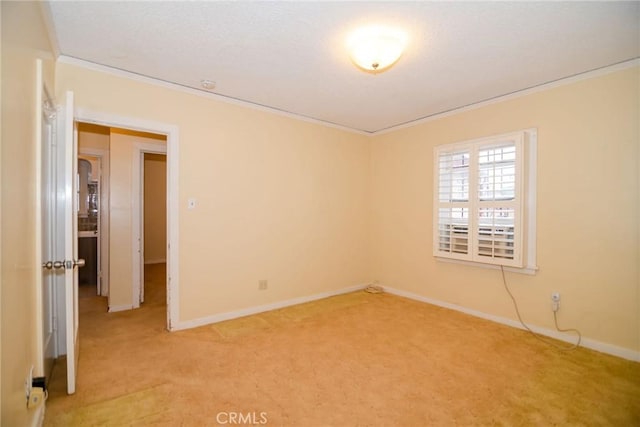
[[108, 304, 134, 313], [144, 258, 166, 265], [383, 286, 640, 362], [172, 284, 367, 331]]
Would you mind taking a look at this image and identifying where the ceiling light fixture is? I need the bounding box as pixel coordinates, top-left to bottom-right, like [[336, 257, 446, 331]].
[[347, 25, 408, 73]]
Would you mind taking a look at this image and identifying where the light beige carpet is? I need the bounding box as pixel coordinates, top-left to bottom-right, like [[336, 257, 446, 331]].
[[44, 264, 640, 426]]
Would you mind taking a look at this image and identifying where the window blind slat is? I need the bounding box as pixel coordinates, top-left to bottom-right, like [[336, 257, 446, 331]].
[[438, 150, 470, 203]]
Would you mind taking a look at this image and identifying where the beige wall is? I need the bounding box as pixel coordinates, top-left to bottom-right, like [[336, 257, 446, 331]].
[[56, 62, 371, 321], [370, 67, 640, 352], [0, 8, 635, 426], [1, 1, 55, 425], [55, 45, 637, 354], [144, 153, 167, 263], [108, 130, 132, 309], [78, 122, 110, 150], [109, 130, 166, 309]]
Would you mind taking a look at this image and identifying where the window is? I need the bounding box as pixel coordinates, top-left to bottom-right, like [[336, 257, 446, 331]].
[[434, 129, 537, 271]]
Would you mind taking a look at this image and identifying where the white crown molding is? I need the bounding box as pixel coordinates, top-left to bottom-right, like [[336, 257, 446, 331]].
[[374, 58, 640, 136], [383, 286, 640, 362], [57, 56, 638, 137], [57, 56, 370, 136]]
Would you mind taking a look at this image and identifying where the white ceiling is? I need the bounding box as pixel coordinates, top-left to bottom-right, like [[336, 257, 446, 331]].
[[45, 1, 639, 134]]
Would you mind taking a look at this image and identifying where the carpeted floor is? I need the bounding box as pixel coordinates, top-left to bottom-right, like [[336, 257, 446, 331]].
[[44, 264, 640, 426]]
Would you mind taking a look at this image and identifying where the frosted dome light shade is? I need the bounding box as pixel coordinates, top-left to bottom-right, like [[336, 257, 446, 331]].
[[347, 26, 408, 73]]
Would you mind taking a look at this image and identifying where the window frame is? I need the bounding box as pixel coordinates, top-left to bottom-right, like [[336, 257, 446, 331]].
[[433, 129, 537, 273]]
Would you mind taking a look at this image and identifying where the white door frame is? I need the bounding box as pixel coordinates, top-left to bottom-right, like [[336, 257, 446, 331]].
[[74, 108, 180, 330], [61, 91, 80, 395], [132, 143, 167, 308], [78, 148, 110, 297], [35, 59, 58, 379]]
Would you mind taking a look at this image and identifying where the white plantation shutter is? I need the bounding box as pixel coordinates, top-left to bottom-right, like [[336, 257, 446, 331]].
[[436, 148, 471, 259], [434, 131, 530, 268], [475, 139, 523, 266]]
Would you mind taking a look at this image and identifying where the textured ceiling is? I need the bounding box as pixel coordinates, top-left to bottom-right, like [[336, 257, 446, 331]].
[[45, 1, 639, 133]]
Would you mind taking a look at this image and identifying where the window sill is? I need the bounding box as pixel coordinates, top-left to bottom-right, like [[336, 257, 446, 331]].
[[435, 256, 538, 275]]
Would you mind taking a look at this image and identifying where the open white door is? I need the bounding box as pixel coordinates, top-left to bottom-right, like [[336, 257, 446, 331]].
[[60, 91, 81, 394]]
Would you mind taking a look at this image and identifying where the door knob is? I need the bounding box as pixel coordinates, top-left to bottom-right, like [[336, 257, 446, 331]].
[[42, 259, 85, 269]]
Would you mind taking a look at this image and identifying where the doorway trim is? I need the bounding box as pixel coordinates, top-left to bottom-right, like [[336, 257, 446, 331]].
[[132, 142, 167, 308], [35, 58, 59, 379], [78, 148, 109, 297], [74, 108, 180, 330]]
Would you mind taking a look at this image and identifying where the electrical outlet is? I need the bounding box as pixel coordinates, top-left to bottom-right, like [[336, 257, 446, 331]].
[[258, 280, 268, 290], [27, 387, 44, 409], [551, 292, 560, 312]]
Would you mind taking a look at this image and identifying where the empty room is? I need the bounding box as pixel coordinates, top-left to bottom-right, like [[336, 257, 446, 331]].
[[1, 1, 639, 426]]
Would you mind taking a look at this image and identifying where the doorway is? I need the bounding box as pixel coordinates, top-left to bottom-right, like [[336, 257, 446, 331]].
[[77, 155, 101, 297], [74, 110, 179, 330], [76, 123, 171, 326], [140, 152, 167, 305], [78, 123, 110, 298]]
